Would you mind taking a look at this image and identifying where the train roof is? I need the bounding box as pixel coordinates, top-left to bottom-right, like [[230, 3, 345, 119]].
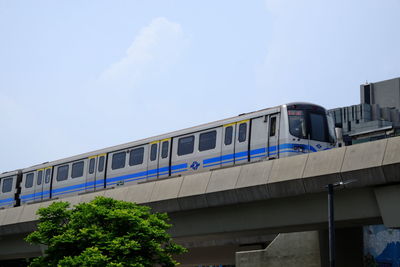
[[0, 170, 20, 178]]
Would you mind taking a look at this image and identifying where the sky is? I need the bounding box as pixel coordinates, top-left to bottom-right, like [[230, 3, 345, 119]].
[[1, 0, 399, 172]]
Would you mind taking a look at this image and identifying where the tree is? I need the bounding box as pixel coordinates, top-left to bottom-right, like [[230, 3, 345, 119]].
[[25, 196, 186, 267]]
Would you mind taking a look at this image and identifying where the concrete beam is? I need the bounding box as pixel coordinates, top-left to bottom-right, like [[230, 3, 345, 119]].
[[168, 187, 381, 239], [302, 147, 345, 193], [268, 154, 307, 198], [177, 172, 210, 210], [374, 184, 400, 227], [341, 139, 387, 187], [382, 136, 400, 183], [205, 166, 241, 207], [235, 160, 272, 202]]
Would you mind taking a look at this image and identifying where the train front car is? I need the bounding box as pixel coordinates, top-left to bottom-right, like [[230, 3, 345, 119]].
[[280, 103, 336, 156]]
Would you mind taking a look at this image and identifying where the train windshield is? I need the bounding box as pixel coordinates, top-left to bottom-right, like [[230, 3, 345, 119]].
[[288, 105, 330, 143], [288, 110, 307, 139]]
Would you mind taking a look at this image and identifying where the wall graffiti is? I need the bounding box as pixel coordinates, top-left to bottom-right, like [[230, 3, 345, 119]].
[[364, 225, 400, 267]]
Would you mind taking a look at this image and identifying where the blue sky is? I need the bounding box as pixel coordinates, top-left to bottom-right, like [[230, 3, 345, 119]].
[[1, 0, 399, 172]]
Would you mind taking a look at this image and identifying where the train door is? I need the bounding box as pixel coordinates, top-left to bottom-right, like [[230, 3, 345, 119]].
[[250, 116, 269, 162], [97, 155, 106, 189], [199, 127, 222, 171], [267, 113, 280, 159], [86, 156, 97, 193], [85, 154, 106, 192], [42, 167, 52, 200], [20, 172, 36, 204], [34, 169, 44, 201], [147, 141, 159, 181], [158, 138, 171, 178], [0, 175, 17, 208], [171, 134, 196, 176], [125, 145, 148, 185], [221, 123, 236, 167], [234, 120, 250, 165]]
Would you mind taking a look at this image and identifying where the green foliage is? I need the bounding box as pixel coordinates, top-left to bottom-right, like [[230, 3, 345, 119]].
[[25, 197, 186, 267]]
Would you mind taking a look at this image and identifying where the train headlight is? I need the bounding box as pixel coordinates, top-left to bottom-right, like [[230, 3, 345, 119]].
[[293, 145, 304, 153]]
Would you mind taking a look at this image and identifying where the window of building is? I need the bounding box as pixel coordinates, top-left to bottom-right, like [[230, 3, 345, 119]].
[[150, 144, 157, 161], [199, 130, 217, 151], [37, 170, 43, 185], [112, 152, 126, 170], [72, 161, 84, 178], [178, 136, 194, 156], [238, 123, 247, 142], [57, 165, 69, 181], [364, 85, 371, 104], [89, 158, 95, 174], [224, 126, 233, 145], [98, 156, 105, 172], [129, 147, 144, 166], [26, 173, 34, 188], [2, 178, 13, 193], [45, 169, 51, 183], [161, 141, 169, 159]]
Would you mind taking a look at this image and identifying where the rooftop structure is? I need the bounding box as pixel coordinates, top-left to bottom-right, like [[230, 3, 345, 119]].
[[329, 77, 400, 145]]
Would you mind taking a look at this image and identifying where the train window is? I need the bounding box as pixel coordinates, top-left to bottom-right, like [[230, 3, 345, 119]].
[[161, 141, 169, 159], [238, 123, 247, 142], [57, 165, 69, 181], [129, 147, 144, 166], [72, 161, 84, 178], [98, 156, 105, 172], [224, 126, 233, 145], [270, 117, 276, 137], [112, 152, 126, 170], [178, 136, 194, 156], [288, 110, 307, 139], [26, 173, 34, 188], [310, 113, 328, 142], [45, 169, 51, 183], [150, 144, 157, 161], [2, 178, 13, 193], [89, 158, 95, 174], [37, 170, 43, 185], [199, 130, 217, 151]]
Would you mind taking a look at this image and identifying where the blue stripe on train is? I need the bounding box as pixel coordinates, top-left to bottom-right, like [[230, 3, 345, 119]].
[[20, 143, 317, 202]]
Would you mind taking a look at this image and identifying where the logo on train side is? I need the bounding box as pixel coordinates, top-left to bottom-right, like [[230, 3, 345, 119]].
[[316, 144, 322, 149], [190, 161, 200, 170]]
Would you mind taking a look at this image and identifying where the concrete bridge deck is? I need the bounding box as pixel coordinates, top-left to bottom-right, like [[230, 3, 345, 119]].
[[1, 136, 400, 260]]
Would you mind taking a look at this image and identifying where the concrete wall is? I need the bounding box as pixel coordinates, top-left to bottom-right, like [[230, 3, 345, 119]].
[[236, 231, 321, 267], [236, 228, 364, 267]]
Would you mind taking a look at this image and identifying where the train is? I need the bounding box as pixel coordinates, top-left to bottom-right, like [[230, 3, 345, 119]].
[[0, 102, 336, 209]]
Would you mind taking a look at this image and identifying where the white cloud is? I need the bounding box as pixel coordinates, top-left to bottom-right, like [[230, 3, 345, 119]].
[[67, 17, 190, 148], [99, 17, 187, 88]]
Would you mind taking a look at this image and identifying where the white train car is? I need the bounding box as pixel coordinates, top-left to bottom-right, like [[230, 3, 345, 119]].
[[2, 102, 336, 207]]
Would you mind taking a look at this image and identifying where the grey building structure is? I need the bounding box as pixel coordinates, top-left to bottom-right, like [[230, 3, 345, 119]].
[[329, 77, 400, 145]]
